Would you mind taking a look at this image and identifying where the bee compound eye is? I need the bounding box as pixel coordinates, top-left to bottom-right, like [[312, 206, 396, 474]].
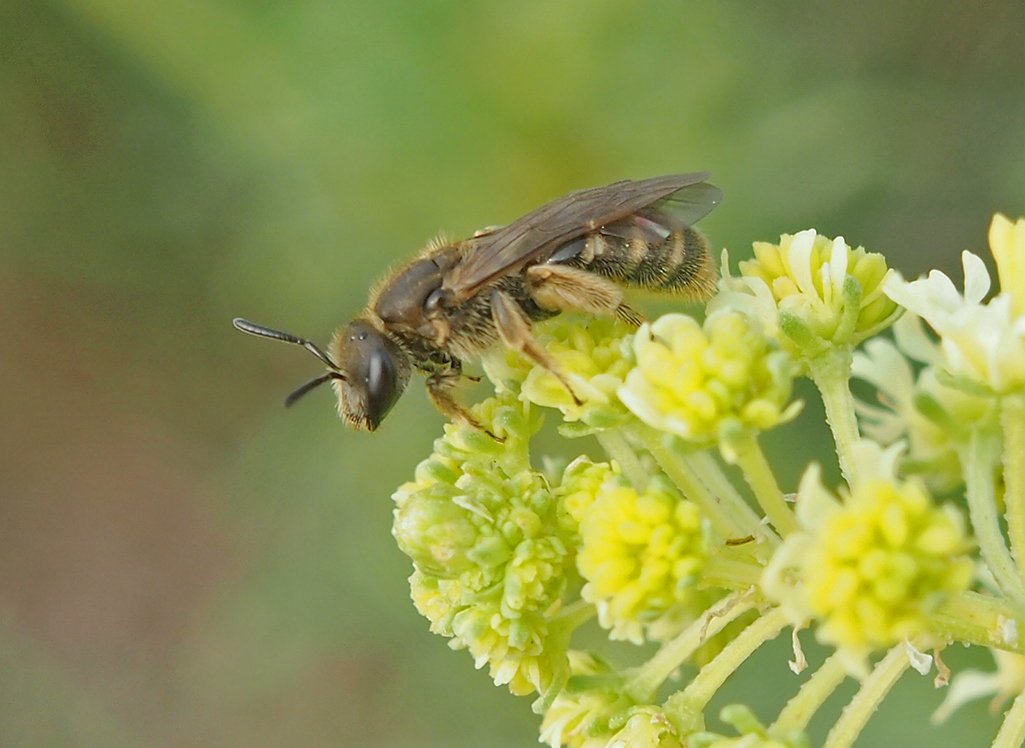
[[364, 346, 402, 428]]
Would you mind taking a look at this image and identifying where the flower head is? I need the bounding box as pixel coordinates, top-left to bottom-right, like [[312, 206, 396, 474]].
[[712, 230, 900, 358], [619, 311, 800, 447], [763, 445, 974, 670], [577, 479, 709, 643], [393, 396, 575, 694], [884, 249, 1025, 394], [852, 315, 997, 491], [483, 314, 635, 432]]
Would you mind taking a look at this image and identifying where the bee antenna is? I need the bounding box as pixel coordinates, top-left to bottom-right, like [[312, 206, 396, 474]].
[[232, 317, 342, 372], [284, 372, 346, 408]]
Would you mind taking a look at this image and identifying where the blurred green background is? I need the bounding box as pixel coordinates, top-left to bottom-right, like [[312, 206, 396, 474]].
[[3, 1, 1025, 745]]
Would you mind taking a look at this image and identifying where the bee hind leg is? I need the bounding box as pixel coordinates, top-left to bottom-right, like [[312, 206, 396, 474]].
[[524, 264, 644, 326], [490, 290, 583, 406]]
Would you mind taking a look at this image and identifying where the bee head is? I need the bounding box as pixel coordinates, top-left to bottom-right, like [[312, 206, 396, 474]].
[[232, 317, 410, 431], [328, 319, 410, 430]]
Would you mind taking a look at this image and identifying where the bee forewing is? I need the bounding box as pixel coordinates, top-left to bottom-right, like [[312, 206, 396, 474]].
[[443, 173, 718, 303]]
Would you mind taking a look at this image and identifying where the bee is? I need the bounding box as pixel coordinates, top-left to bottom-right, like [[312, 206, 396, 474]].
[[234, 173, 721, 432]]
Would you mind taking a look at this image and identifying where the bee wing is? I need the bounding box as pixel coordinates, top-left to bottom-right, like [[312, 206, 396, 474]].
[[600, 180, 724, 241], [442, 173, 721, 303]]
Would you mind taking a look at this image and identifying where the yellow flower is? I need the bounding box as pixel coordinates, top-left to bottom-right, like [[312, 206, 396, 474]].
[[763, 450, 974, 668], [484, 313, 635, 430], [713, 230, 900, 356], [394, 396, 573, 695], [884, 249, 1025, 394], [990, 214, 1025, 317], [577, 481, 708, 643], [619, 312, 799, 446]]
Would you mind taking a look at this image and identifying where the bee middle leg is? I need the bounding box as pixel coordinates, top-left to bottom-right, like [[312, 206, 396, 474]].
[[426, 370, 501, 439], [524, 264, 644, 327], [490, 290, 583, 406]]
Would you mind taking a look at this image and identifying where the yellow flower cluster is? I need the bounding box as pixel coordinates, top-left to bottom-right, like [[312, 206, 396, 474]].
[[739, 230, 899, 348], [619, 312, 798, 445], [882, 215, 1025, 395], [577, 481, 707, 643], [484, 314, 635, 430], [797, 476, 973, 656], [393, 396, 575, 695]]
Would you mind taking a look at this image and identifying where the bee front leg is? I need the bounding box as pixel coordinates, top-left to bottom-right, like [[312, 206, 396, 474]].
[[425, 370, 502, 440], [524, 264, 644, 326], [490, 290, 583, 406]]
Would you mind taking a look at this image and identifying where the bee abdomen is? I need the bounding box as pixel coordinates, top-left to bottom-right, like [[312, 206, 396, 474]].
[[581, 227, 716, 300]]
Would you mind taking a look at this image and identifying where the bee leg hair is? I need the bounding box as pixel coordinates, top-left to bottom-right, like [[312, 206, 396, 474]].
[[524, 264, 644, 327], [490, 289, 583, 406], [426, 370, 502, 440]]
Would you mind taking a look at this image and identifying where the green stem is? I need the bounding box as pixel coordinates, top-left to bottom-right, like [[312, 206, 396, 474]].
[[683, 450, 778, 547], [772, 652, 848, 734], [663, 606, 788, 735], [1002, 394, 1025, 589], [533, 601, 598, 714], [808, 347, 860, 487], [962, 431, 1025, 606], [626, 592, 756, 703], [824, 644, 910, 748], [685, 451, 760, 526], [550, 599, 596, 631], [729, 431, 799, 536], [634, 425, 765, 541], [701, 553, 765, 591], [596, 429, 649, 491], [992, 686, 1025, 748], [631, 422, 770, 541], [929, 590, 1025, 653]]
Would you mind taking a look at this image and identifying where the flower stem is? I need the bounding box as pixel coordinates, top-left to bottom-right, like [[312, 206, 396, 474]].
[[701, 553, 765, 590], [550, 599, 596, 631], [962, 431, 1025, 607], [930, 590, 1024, 653], [634, 425, 756, 539], [808, 347, 860, 486], [1002, 394, 1025, 588], [685, 450, 778, 558], [993, 686, 1025, 748], [596, 429, 649, 491], [728, 431, 799, 536], [626, 591, 756, 703], [824, 644, 910, 748], [663, 606, 788, 735], [772, 652, 848, 734]]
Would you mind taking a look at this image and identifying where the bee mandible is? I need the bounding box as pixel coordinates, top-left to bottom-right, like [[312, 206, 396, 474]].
[[234, 173, 722, 432]]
